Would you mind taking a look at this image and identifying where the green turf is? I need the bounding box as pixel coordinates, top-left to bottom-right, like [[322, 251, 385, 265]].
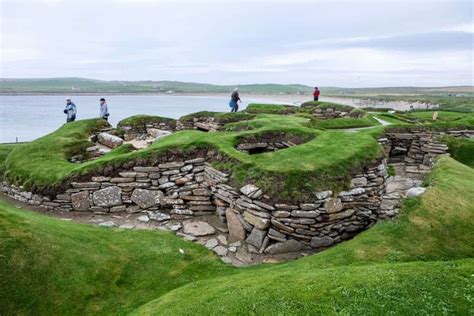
[[1, 156, 472, 315], [441, 136, 474, 167], [307, 115, 379, 129], [133, 156, 474, 314], [117, 115, 177, 128]]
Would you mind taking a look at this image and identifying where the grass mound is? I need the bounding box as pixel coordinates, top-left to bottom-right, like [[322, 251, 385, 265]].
[[0, 114, 382, 202], [179, 111, 255, 124], [117, 115, 177, 128], [1, 156, 473, 314], [307, 115, 379, 129], [301, 100, 355, 112], [245, 103, 297, 114]]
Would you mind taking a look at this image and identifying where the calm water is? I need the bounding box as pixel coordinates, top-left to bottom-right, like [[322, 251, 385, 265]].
[[0, 95, 280, 143]]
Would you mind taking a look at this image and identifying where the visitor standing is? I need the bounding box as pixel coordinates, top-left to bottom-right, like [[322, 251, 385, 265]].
[[99, 98, 109, 121], [229, 88, 241, 112], [64, 98, 77, 123], [313, 87, 320, 101]]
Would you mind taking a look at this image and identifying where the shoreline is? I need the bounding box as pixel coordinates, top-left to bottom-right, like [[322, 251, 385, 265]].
[[0, 92, 440, 111]]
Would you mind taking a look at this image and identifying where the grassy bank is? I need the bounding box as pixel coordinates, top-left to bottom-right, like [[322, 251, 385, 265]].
[[1, 156, 473, 315]]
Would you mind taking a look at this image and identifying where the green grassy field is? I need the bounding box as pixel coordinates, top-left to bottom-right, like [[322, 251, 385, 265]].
[[1, 156, 473, 315]]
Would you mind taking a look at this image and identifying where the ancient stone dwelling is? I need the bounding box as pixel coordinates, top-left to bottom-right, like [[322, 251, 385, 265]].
[[1, 118, 472, 264]]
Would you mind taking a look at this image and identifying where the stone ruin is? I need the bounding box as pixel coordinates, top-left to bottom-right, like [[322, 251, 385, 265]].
[[2, 119, 472, 265], [235, 132, 313, 154]]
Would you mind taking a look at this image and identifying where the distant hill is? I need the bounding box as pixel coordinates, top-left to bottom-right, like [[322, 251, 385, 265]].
[[0, 78, 313, 94], [0, 77, 472, 95]]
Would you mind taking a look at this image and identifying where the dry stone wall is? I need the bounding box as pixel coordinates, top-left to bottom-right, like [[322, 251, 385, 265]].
[[4, 127, 471, 255], [0, 155, 390, 253], [120, 121, 177, 141], [378, 128, 473, 177]]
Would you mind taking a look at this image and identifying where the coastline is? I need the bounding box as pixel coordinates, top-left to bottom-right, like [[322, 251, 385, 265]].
[[0, 92, 439, 111]]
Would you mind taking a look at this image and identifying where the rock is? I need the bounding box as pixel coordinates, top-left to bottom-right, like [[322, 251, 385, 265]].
[[71, 191, 90, 211], [148, 128, 172, 139], [226, 209, 247, 242], [99, 221, 117, 228], [327, 209, 355, 221], [264, 239, 303, 254], [406, 187, 426, 198], [315, 190, 332, 200], [213, 246, 228, 256], [324, 198, 343, 213], [110, 205, 126, 213], [147, 211, 171, 222], [130, 189, 164, 209], [228, 246, 237, 253], [205, 238, 219, 249], [119, 224, 135, 229], [217, 235, 228, 245], [351, 177, 368, 187], [137, 215, 150, 222], [168, 223, 182, 231], [183, 221, 216, 236], [291, 210, 319, 218], [243, 211, 270, 230], [310, 236, 334, 248], [92, 187, 122, 207], [245, 228, 266, 248], [97, 132, 124, 148], [240, 184, 260, 197]]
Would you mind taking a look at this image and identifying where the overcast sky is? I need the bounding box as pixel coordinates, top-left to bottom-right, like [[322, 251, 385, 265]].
[[1, 0, 472, 87]]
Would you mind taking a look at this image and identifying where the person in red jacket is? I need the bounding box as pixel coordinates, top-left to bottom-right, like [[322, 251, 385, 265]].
[[313, 86, 320, 101]]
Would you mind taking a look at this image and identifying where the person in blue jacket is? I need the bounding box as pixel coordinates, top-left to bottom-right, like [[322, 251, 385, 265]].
[[63, 98, 77, 123], [229, 88, 241, 112]]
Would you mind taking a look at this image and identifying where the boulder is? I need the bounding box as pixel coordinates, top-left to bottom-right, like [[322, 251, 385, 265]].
[[406, 187, 426, 198], [71, 191, 90, 211], [183, 221, 216, 236], [92, 187, 122, 207], [130, 189, 164, 209], [264, 239, 303, 254], [310, 236, 334, 248], [226, 209, 246, 242], [97, 132, 124, 149], [245, 228, 266, 248]]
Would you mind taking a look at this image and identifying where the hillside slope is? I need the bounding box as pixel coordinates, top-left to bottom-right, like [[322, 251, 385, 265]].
[[1, 156, 473, 315], [132, 156, 474, 314]]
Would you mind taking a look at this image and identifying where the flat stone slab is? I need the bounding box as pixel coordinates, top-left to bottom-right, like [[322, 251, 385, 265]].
[[92, 187, 122, 207], [131, 189, 164, 209], [97, 132, 124, 149], [183, 221, 216, 236]]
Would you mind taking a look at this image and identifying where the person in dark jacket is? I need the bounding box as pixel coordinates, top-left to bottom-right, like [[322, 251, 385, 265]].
[[313, 87, 320, 101], [64, 98, 77, 123], [229, 88, 241, 112]]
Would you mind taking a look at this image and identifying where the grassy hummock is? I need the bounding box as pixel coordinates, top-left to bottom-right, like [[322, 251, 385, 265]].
[[117, 115, 177, 128], [0, 113, 382, 202], [1, 156, 473, 314]]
